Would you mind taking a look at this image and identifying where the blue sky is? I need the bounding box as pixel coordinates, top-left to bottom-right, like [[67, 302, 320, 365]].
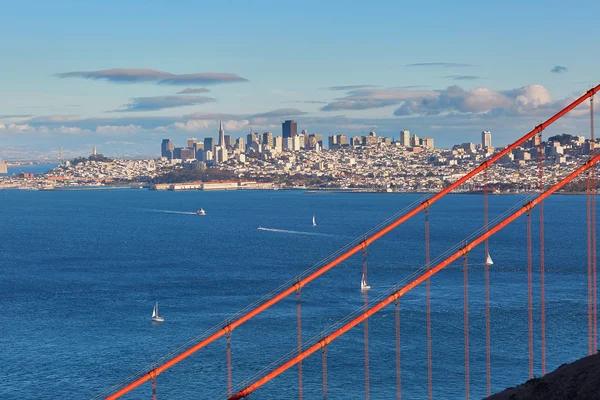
[[0, 0, 598, 159]]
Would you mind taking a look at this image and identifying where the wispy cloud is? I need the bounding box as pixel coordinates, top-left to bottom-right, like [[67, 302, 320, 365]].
[[320, 88, 438, 111], [113, 95, 217, 112], [0, 114, 32, 118], [177, 87, 211, 94], [324, 85, 379, 91], [268, 89, 297, 97], [321, 99, 401, 111], [443, 75, 483, 81], [551, 65, 568, 74], [284, 100, 329, 104], [57, 68, 248, 86], [250, 108, 308, 118], [406, 62, 475, 68]]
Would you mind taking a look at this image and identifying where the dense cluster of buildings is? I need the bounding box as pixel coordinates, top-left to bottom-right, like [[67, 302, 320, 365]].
[[2, 118, 597, 193], [159, 120, 438, 166]]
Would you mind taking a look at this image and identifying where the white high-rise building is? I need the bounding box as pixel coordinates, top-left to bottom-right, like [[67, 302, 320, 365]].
[[411, 134, 420, 147], [274, 136, 283, 152], [482, 130, 492, 148], [218, 120, 226, 147], [400, 130, 411, 147]]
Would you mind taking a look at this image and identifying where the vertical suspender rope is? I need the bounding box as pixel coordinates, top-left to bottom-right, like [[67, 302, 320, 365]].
[[395, 299, 401, 400], [425, 207, 432, 400], [538, 132, 546, 376], [463, 253, 470, 400]]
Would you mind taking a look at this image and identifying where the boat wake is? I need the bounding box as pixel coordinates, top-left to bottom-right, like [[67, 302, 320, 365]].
[[257, 227, 335, 237], [146, 209, 198, 215]]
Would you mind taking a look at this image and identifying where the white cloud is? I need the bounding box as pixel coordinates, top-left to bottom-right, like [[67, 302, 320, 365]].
[[394, 84, 558, 117], [96, 124, 143, 135], [172, 120, 213, 131], [169, 119, 249, 132]]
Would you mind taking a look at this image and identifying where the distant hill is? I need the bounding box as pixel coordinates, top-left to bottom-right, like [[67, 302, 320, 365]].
[[487, 353, 600, 400]]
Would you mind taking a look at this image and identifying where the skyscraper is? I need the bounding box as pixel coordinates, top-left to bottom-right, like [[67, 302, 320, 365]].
[[218, 120, 226, 147], [482, 130, 492, 148], [224, 134, 233, 148], [161, 139, 173, 159], [262, 132, 273, 148], [282, 120, 297, 138], [187, 138, 197, 149], [204, 137, 215, 154], [400, 130, 411, 147]]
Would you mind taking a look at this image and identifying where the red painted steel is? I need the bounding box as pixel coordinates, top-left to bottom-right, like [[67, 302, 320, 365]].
[[463, 255, 470, 400], [588, 172, 593, 355], [527, 212, 533, 378], [322, 347, 328, 400], [395, 300, 401, 400], [362, 248, 370, 399], [484, 170, 491, 396], [297, 290, 303, 400], [228, 154, 600, 400], [538, 134, 546, 376], [151, 378, 156, 400], [104, 84, 600, 400], [425, 209, 432, 400], [226, 333, 232, 397], [592, 96, 598, 351]]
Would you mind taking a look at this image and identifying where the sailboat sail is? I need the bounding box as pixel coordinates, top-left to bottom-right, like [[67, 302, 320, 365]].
[[152, 303, 157, 318], [486, 252, 494, 265], [312, 215, 316, 226], [361, 272, 371, 291]]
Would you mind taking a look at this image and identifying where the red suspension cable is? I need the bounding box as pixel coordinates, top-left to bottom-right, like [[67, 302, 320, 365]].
[[227, 154, 600, 400], [104, 85, 600, 400]]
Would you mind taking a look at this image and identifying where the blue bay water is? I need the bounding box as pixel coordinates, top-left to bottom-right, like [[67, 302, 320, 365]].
[[2, 163, 58, 176], [0, 189, 594, 399]]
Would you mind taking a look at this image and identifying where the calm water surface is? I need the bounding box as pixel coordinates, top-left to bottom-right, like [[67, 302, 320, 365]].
[[0, 189, 594, 399]]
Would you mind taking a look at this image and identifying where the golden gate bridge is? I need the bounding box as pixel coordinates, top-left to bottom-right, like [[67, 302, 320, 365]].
[[97, 83, 599, 400]]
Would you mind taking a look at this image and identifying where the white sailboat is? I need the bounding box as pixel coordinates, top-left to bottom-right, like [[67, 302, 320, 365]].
[[486, 252, 494, 265], [312, 214, 317, 227], [361, 272, 371, 291], [152, 302, 164, 323]]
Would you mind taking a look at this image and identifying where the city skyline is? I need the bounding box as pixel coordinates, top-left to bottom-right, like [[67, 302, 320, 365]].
[[1, 1, 599, 159]]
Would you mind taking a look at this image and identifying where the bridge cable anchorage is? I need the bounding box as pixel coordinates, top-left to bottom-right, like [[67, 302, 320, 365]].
[[225, 153, 600, 400], [591, 94, 597, 351], [463, 253, 470, 400], [395, 299, 401, 400], [227, 332, 232, 397], [102, 84, 600, 400], [362, 247, 371, 400], [425, 207, 432, 400], [322, 347, 328, 400], [484, 168, 491, 396], [527, 210, 534, 378], [296, 288, 303, 400], [537, 130, 546, 376]]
